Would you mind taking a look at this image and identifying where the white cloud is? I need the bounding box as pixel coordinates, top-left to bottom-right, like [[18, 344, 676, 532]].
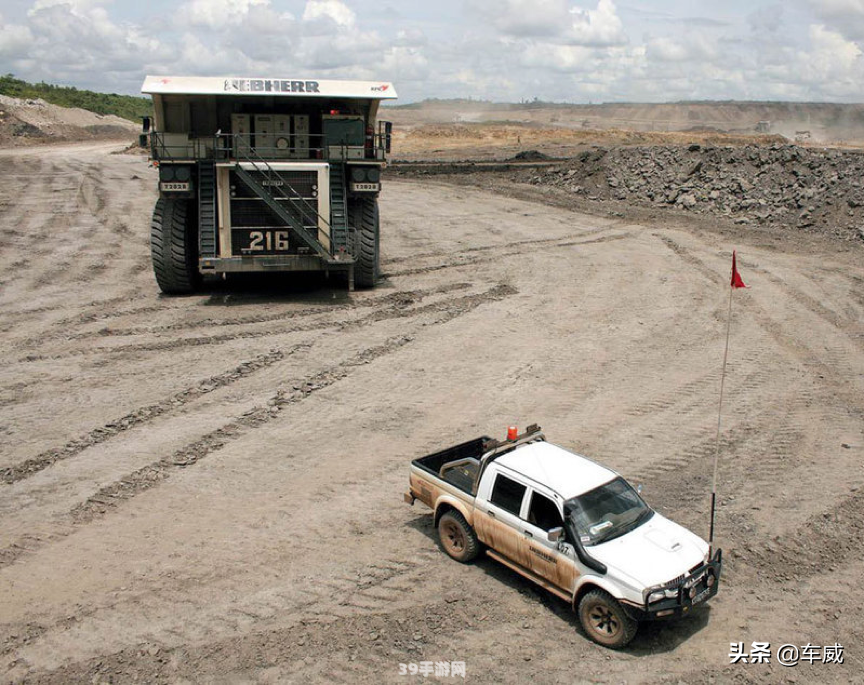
[[788, 24, 862, 94], [467, 0, 571, 38], [566, 0, 627, 46], [0, 14, 34, 58], [646, 34, 718, 63], [380, 45, 430, 82], [29, 0, 108, 11], [302, 0, 355, 28], [179, 0, 272, 30], [810, 0, 864, 39], [813, 0, 864, 17], [1, 0, 864, 104]]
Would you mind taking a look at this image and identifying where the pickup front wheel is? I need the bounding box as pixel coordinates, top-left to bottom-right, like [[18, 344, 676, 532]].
[[438, 511, 480, 563], [577, 589, 638, 649]]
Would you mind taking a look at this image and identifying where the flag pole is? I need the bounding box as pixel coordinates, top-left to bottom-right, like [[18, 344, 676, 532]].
[[709, 250, 746, 557], [709, 282, 734, 557]]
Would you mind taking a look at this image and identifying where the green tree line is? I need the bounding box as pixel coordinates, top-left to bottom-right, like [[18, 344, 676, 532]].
[[0, 74, 151, 122]]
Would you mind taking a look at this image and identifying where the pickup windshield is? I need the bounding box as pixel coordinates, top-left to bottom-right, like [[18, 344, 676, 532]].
[[565, 477, 653, 546]]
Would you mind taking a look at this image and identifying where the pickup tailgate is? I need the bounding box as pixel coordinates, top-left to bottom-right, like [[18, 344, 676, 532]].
[[407, 436, 487, 511]]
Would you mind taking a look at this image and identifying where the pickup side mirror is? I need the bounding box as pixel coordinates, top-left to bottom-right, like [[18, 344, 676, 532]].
[[636, 484, 644, 495], [547, 526, 565, 543]]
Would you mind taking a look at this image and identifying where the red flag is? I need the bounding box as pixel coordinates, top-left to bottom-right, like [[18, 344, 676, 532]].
[[731, 250, 747, 288]]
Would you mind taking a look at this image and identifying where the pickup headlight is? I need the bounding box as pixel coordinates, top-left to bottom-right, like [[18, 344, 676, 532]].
[[647, 588, 679, 603]]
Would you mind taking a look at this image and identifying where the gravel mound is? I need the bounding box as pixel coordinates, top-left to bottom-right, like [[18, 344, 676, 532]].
[[0, 94, 137, 146], [523, 144, 864, 242], [510, 149, 550, 161]]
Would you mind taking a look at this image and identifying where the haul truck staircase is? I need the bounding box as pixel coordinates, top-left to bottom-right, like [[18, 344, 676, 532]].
[[232, 166, 331, 260], [328, 162, 351, 256], [198, 162, 218, 259], [230, 140, 342, 264]]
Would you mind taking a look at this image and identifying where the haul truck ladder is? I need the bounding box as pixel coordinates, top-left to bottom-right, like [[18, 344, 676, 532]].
[[223, 135, 352, 263]]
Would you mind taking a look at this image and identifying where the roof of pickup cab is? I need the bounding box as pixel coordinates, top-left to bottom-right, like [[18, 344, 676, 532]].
[[494, 441, 617, 500]]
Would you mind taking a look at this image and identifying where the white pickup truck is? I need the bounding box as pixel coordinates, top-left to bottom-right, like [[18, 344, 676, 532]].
[[404, 425, 722, 648]]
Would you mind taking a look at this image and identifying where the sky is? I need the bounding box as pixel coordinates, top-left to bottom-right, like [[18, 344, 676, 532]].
[[0, 0, 862, 103]]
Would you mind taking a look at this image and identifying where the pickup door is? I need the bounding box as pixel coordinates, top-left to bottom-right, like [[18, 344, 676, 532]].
[[474, 466, 583, 597]]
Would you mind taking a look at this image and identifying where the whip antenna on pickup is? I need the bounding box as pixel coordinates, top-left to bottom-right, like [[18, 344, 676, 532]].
[[709, 251, 748, 557]]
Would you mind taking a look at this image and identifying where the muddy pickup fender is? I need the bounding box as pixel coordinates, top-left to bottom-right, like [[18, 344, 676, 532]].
[[405, 469, 476, 527]]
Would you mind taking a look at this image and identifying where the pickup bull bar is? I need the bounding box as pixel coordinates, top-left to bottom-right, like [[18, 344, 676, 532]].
[[629, 549, 723, 621]]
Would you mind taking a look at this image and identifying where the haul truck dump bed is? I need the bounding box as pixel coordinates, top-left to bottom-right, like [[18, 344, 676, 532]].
[[140, 76, 397, 294]]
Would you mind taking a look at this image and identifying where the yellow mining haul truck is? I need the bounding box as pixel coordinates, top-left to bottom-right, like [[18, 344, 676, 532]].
[[140, 76, 397, 293]]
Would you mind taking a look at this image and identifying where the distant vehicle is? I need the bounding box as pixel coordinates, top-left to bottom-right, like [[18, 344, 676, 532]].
[[140, 76, 397, 293], [404, 425, 722, 648], [755, 120, 771, 133]]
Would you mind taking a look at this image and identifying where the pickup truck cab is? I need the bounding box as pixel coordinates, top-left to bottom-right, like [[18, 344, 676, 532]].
[[404, 425, 722, 648]]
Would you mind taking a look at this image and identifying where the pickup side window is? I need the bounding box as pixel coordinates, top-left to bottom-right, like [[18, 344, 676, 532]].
[[527, 491, 564, 531], [489, 474, 527, 515]]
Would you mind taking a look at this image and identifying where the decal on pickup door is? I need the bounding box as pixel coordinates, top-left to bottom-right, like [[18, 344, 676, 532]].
[[530, 546, 557, 564]]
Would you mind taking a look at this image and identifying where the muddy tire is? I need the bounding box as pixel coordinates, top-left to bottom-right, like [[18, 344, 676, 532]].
[[351, 197, 379, 288], [577, 589, 638, 649], [151, 198, 199, 295], [437, 510, 479, 563]]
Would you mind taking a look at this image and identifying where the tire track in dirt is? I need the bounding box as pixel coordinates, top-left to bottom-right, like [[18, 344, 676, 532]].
[[19, 588, 509, 685], [0, 349, 292, 484], [753, 265, 863, 336], [0, 163, 99, 299], [386, 232, 630, 278], [14, 282, 503, 363], [746, 488, 864, 584], [54, 283, 472, 342], [4, 283, 468, 355], [636, 380, 861, 587], [14, 224, 612, 341], [381, 223, 621, 265], [0, 152, 152, 328], [0, 284, 517, 568], [657, 235, 864, 412], [629, 237, 864, 585]]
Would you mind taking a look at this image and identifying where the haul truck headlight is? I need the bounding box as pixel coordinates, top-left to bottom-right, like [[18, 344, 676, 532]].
[[159, 166, 176, 181], [175, 166, 191, 181], [351, 166, 367, 182], [367, 167, 381, 183]]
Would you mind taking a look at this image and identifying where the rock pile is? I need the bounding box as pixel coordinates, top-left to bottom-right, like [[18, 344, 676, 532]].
[[523, 144, 864, 242]]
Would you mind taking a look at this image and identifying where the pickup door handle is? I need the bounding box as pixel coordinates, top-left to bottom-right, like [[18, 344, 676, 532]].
[[523, 530, 533, 538], [487, 511, 496, 519]]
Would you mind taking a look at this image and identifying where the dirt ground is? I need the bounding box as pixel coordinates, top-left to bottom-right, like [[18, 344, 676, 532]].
[[1, 141, 863, 684]]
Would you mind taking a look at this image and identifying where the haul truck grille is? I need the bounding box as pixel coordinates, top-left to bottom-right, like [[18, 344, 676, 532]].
[[227, 168, 323, 256]]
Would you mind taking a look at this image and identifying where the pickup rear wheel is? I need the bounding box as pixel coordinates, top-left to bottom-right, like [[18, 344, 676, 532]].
[[577, 589, 638, 649], [438, 511, 479, 563]]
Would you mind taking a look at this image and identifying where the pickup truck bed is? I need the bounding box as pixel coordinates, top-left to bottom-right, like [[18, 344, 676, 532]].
[[411, 436, 489, 494]]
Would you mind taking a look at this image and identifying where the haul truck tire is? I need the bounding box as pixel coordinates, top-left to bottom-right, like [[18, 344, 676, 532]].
[[437, 510, 480, 563], [577, 589, 638, 649], [352, 197, 379, 288], [151, 198, 199, 295]]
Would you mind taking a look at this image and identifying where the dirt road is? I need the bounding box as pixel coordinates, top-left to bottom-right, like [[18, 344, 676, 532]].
[[1, 143, 863, 684]]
